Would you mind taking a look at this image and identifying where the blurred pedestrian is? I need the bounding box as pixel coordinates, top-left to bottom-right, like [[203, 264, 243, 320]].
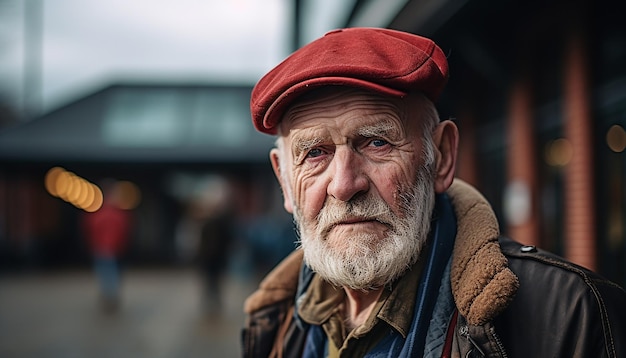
[[183, 176, 236, 316], [198, 203, 235, 316], [82, 179, 131, 313]]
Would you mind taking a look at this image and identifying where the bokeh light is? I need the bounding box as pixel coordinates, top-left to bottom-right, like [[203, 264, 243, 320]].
[[606, 124, 626, 153], [43, 167, 104, 212], [545, 138, 573, 167], [114, 180, 141, 210]]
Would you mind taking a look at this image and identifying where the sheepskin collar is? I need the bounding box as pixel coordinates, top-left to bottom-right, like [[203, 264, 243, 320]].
[[447, 179, 519, 325], [244, 179, 520, 326]]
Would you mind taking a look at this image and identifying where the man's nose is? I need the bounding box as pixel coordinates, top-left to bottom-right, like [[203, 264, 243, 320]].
[[327, 148, 369, 202]]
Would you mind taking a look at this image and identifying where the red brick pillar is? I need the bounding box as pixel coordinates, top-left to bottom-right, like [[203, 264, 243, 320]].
[[563, 30, 596, 271], [456, 109, 478, 188], [506, 78, 540, 247]]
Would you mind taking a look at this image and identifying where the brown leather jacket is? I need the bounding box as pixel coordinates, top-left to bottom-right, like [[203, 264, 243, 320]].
[[242, 180, 626, 357]]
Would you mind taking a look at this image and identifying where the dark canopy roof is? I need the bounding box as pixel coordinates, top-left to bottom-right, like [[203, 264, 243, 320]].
[[0, 84, 275, 164]]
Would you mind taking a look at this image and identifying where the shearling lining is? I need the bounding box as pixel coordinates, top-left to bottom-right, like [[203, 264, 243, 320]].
[[447, 179, 519, 325]]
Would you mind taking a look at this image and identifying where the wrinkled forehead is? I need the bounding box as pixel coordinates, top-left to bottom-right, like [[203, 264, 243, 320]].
[[278, 87, 409, 135]]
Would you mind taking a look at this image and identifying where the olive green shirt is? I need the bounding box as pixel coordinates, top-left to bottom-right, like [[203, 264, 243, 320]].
[[297, 259, 425, 357]]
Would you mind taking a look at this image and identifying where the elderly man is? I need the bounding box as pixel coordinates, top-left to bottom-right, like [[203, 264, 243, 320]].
[[242, 28, 626, 358]]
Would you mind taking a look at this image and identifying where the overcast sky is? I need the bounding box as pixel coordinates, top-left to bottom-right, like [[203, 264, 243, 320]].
[[0, 0, 352, 118]]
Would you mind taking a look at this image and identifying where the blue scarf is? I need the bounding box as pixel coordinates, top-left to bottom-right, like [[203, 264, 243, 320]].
[[299, 193, 457, 357]]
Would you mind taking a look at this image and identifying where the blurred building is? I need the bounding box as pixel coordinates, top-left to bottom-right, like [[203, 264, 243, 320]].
[[0, 84, 290, 270], [338, 0, 626, 285], [0, 0, 624, 290]]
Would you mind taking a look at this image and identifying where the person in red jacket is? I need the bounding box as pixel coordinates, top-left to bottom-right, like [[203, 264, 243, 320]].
[[82, 179, 131, 312]]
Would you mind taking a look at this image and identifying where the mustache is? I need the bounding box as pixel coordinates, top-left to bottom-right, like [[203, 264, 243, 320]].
[[316, 195, 395, 238]]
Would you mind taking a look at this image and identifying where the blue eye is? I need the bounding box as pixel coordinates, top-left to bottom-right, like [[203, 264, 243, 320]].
[[371, 139, 388, 147], [307, 148, 323, 158]]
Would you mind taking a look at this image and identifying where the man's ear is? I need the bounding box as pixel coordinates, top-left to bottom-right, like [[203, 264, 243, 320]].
[[270, 148, 294, 213], [432, 120, 459, 193]]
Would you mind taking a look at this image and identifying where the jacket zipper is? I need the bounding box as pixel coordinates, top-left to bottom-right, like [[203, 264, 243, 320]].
[[459, 324, 509, 358], [488, 326, 508, 358], [459, 325, 486, 357]]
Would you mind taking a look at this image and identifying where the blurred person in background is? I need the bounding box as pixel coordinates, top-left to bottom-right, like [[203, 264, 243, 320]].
[[175, 176, 236, 316], [82, 179, 132, 313], [197, 179, 236, 317], [241, 28, 626, 357]]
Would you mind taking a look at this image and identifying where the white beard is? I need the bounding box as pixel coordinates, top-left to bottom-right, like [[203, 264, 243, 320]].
[[294, 166, 436, 290]]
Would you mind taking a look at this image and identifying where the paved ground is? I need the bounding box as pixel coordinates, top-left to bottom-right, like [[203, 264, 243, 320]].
[[0, 268, 259, 358]]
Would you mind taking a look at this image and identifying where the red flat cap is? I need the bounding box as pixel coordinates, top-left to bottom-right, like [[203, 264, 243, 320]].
[[251, 27, 449, 135]]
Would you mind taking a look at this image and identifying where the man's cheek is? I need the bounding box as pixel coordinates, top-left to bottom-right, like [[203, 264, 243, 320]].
[[297, 183, 325, 219]]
